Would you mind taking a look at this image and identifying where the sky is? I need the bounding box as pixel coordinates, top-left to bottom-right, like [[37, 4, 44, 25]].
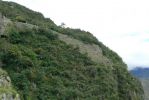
[[3, 0, 149, 69]]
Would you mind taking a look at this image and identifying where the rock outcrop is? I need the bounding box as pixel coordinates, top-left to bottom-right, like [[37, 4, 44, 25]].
[[54, 31, 112, 66], [0, 68, 20, 100], [0, 13, 11, 35], [0, 13, 4, 35]]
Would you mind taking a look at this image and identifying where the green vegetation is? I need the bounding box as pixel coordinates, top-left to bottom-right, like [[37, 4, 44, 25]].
[[53, 27, 124, 64], [0, 0, 130, 64], [0, 1, 144, 100], [0, 0, 56, 29], [15, 15, 26, 23], [54, 27, 99, 44]]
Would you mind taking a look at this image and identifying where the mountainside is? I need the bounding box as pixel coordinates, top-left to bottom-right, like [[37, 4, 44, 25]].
[[131, 67, 149, 100], [0, 1, 144, 100]]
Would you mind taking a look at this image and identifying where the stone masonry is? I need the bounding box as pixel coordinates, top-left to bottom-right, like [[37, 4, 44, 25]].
[[0, 13, 4, 35]]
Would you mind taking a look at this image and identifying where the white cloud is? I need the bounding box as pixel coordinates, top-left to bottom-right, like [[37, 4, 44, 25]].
[[3, 0, 149, 69]]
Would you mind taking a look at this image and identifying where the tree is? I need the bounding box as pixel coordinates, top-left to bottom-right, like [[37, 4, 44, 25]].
[[60, 22, 66, 28]]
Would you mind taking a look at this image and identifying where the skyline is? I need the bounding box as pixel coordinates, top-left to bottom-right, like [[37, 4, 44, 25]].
[[3, 0, 149, 69]]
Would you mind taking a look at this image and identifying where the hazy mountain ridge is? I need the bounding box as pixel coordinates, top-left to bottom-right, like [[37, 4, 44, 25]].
[[131, 67, 149, 79], [0, 0, 144, 100], [131, 67, 149, 100]]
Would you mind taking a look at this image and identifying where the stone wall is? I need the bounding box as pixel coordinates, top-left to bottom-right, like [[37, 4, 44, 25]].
[[53, 31, 112, 66], [0, 13, 4, 35], [0, 13, 11, 35]]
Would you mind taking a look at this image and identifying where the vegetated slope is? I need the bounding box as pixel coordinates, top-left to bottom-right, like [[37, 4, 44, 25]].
[[131, 67, 149, 100], [0, 0, 56, 29], [0, 1, 144, 100]]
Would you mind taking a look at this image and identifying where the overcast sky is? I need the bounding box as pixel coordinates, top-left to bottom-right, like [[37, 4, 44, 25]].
[[3, 0, 149, 69]]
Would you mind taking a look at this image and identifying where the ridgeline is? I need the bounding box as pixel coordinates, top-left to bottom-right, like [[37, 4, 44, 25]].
[[0, 1, 144, 100]]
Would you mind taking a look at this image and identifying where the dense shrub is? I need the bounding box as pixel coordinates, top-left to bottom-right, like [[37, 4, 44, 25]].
[[15, 15, 26, 23], [0, 1, 56, 29]]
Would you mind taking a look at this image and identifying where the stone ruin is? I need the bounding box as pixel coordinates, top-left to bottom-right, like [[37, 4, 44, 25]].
[[0, 13, 4, 35]]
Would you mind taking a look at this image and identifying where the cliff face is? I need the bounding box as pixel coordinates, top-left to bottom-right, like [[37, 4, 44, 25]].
[[0, 1, 144, 100], [0, 13, 11, 35], [0, 13, 4, 35]]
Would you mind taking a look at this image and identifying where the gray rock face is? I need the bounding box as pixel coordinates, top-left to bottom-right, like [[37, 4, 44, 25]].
[[0, 69, 20, 100], [53, 31, 112, 66], [0, 13, 20, 99], [0, 13, 11, 36]]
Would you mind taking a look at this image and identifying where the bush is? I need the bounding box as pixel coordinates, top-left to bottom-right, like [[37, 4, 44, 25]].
[[15, 16, 26, 23]]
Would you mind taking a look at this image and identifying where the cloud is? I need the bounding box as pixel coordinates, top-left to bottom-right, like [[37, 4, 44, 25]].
[[144, 39, 149, 42], [3, 0, 149, 69]]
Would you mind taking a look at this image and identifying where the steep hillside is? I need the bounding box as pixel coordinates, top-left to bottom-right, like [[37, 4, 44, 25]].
[[0, 0, 56, 29], [131, 67, 149, 100], [0, 1, 144, 100]]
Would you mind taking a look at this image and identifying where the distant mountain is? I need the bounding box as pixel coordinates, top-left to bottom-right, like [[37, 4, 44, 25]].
[[130, 67, 149, 100], [130, 67, 149, 79]]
